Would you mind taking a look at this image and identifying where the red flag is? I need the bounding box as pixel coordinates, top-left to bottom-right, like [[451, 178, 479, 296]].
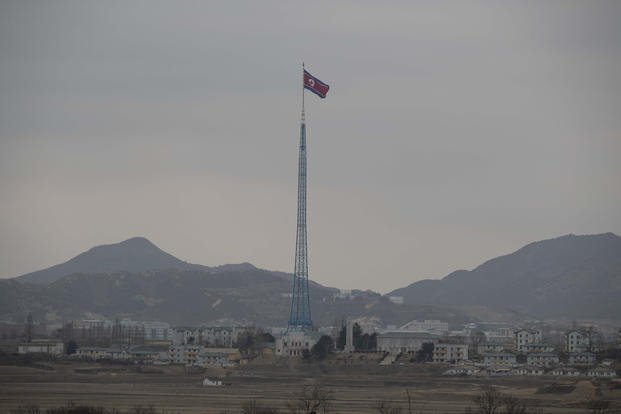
[[303, 70, 330, 99]]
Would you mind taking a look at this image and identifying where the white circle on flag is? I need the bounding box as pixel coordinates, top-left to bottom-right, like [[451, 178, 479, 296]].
[[308, 79, 315, 87]]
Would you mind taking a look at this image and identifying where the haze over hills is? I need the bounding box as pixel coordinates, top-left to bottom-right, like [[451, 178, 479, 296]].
[[2, 233, 619, 326], [387, 233, 621, 319]]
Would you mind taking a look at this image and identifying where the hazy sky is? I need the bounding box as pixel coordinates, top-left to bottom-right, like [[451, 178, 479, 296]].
[[1, 1, 620, 293]]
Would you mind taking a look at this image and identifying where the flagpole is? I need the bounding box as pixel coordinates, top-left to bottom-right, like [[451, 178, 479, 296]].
[[302, 62, 306, 123]]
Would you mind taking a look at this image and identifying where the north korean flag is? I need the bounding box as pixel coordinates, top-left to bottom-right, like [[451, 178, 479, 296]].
[[304, 70, 330, 99]]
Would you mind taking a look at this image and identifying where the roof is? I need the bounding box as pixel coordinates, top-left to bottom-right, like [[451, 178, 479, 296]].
[[378, 331, 440, 339], [527, 352, 558, 357], [482, 352, 516, 357]]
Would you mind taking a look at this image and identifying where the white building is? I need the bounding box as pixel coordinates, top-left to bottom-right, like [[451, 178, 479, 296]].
[[169, 344, 202, 365], [550, 368, 582, 377], [514, 367, 544, 376], [484, 328, 513, 341], [433, 343, 468, 363], [275, 331, 320, 357], [196, 348, 240, 367], [171, 327, 201, 346], [586, 369, 616, 378], [201, 326, 250, 348], [376, 331, 440, 354], [122, 320, 170, 341], [18, 340, 64, 356], [565, 329, 591, 353], [482, 352, 516, 366], [514, 328, 542, 353], [398, 320, 449, 336]]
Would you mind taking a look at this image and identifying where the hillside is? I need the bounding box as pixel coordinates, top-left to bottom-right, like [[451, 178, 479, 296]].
[[387, 233, 621, 319], [15, 237, 211, 285], [3, 237, 474, 327]]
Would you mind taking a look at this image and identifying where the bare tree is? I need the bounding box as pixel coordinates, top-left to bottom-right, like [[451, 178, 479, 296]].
[[241, 400, 280, 414], [586, 398, 611, 414], [374, 401, 402, 414], [287, 386, 333, 414], [501, 394, 527, 414], [405, 390, 426, 414], [472, 386, 503, 414]]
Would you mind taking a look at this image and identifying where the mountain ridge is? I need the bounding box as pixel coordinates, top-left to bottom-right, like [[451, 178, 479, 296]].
[[387, 232, 621, 319]]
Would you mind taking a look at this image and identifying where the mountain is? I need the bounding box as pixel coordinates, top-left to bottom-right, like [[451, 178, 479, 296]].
[[3, 237, 473, 327], [387, 233, 621, 319], [15, 237, 211, 285]]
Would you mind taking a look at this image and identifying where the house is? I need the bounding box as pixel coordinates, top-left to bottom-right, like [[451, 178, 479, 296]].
[[433, 343, 468, 363], [568, 352, 595, 366], [18, 340, 64, 356], [586, 368, 616, 378], [482, 353, 516, 366], [514, 329, 542, 353], [550, 368, 582, 377], [443, 367, 480, 376], [527, 352, 559, 367], [76, 346, 112, 360], [129, 346, 167, 363], [477, 342, 506, 354], [514, 367, 544, 376], [565, 329, 591, 353], [376, 331, 440, 354], [522, 343, 555, 354], [196, 348, 241, 367]]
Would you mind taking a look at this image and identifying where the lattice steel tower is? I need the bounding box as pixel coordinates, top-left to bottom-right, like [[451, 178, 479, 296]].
[[288, 97, 312, 330]]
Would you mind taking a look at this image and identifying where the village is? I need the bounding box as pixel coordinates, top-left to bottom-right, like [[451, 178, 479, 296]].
[[6, 315, 620, 381]]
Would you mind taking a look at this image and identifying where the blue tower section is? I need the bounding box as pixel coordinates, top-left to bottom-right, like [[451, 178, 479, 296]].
[[288, 111, 312, 330]]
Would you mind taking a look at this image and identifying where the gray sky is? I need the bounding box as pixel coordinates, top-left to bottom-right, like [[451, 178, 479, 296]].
[[1, 1, 620, 293]]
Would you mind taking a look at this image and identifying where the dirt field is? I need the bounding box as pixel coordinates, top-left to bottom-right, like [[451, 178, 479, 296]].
[[0, 359, 619, 413]]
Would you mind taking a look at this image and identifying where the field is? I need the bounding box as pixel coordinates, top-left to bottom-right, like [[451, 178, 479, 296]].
[[0, 358, 619, 413]]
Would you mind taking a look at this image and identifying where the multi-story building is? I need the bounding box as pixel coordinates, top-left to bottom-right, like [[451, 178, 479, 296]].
[[433, 343, 468, 363], [169, 344, 202, 365], [565, 329, 592, 353], [196, 348, 241, 367], [275, 330, 320, 357], [514, 328, 542, 353], [201, 326, 251, 348], [171, 327, 201, 346]]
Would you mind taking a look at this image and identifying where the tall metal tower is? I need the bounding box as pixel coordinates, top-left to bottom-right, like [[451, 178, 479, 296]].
[[288, 77, 312, 330], [287, 65, 329, 331]]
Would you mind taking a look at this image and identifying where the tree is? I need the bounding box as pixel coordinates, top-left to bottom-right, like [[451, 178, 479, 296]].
[[287, 386, 333, 414], [336, 324, 346, 350], [310, 335, 333, 360], [415, 343, 434, 362], [472, 386, 503, 414], [374, 401, 402, 414], [586, 398, 611, 414], [65, 340, 77, 355]]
